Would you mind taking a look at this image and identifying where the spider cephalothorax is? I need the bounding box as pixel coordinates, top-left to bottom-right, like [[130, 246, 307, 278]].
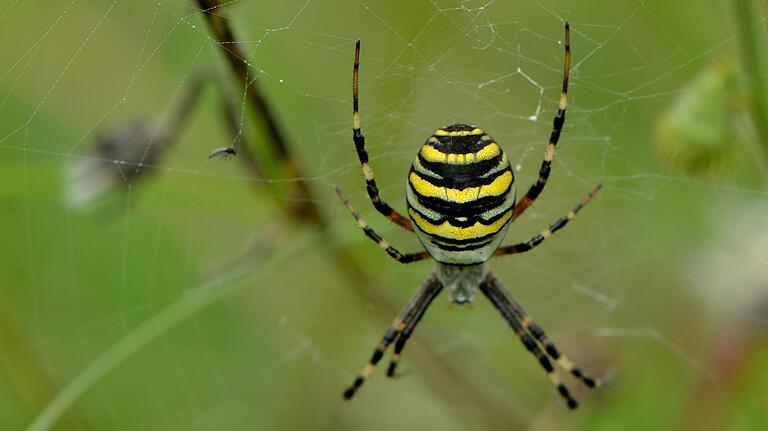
[[337, 23, 603, 409]]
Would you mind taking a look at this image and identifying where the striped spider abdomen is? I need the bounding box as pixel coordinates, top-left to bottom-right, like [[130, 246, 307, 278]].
[[407, 124, 516, 266]]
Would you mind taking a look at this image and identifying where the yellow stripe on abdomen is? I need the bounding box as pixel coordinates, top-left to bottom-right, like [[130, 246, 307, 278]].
[[409, 170, 512, 204], [419, 142, 500, 164], [434, 128, 484, 136], [408, 208, 512, 240]]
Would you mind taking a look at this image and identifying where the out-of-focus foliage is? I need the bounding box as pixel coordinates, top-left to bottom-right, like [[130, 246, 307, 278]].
[[655, 60, 738, 175], [655, 0, 768, 181]]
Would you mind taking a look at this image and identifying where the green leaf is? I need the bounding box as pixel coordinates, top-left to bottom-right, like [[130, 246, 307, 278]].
[[655, 59, 739, 176]]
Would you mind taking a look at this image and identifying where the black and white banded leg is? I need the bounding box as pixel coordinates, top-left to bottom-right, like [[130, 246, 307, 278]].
[[343, 274, 442, 399], [352, 40, 414, 231], [517, 306, 601, 389], [495, 183, 601, 256], [479, 274, 581, 409], [335, 186, 430, 263], [513, 22, 571, 221], [486, 272, 602, 390], [386, 279, 444, 378]]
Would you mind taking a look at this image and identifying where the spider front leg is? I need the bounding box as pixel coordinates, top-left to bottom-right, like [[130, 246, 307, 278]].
[[513, 22, 571, 221], [343, 274, 442, 399], [352, 40, 414, 231], [335, 186, 430, 263]]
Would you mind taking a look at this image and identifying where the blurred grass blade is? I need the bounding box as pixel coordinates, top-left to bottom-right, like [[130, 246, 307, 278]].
[[25, 233, 311, 431]]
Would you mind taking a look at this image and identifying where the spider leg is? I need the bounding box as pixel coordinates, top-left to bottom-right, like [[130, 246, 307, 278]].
[[488, 274, 602, 389], [519, 311, 601, 388], [386, 278, 444, 378], [495, 183, 601, 256], [512, 22, 571, 221], [352, 41, 414, 231], [343, 274, 441, 399], [335, 186, 430, 263], [479, 273, 580, 409]]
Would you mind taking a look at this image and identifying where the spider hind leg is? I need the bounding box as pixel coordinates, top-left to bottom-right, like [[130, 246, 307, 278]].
[[479, 271, 601, 409], [343, 274, 442, 399]]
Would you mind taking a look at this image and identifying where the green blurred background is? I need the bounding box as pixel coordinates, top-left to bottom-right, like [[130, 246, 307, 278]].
[[1, 0, 767, 430]]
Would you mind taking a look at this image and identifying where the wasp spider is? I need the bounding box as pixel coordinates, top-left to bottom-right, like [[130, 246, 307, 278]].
[[338, 23, 602, 409]]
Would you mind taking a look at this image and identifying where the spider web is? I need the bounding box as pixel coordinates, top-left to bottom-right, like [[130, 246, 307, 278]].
[[1, 0, 767, 430]]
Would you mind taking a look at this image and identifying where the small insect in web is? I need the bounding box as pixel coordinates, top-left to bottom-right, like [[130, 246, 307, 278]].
[[338, 23, 604, 409], [208, 146, 238, 160]]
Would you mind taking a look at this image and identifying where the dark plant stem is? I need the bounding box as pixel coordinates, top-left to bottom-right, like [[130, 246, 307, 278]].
[[197, 0, 322, 223], [161, 69, 213, 143], [735, 0, 768, 177]]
